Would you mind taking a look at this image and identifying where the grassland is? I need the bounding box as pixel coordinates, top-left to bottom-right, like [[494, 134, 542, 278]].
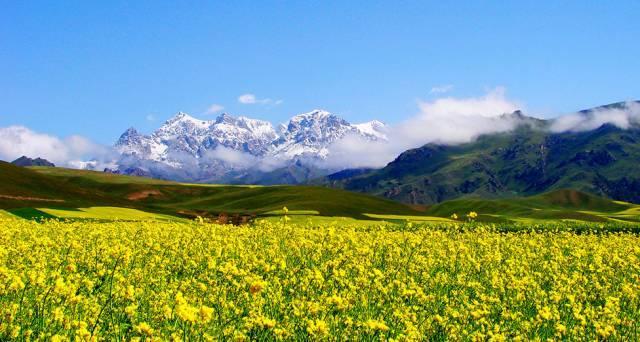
[[0, 162, 424, 222], [425, 189, 640, 223], [37, 207, 190, 222]]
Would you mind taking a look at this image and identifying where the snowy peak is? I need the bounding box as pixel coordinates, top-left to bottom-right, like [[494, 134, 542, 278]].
[[235, 116, 278, 140], [282, 109, 352, 144], [289, 109, 334, 123], [173, 111, 198, 121], [213, 113, 276, 139], [270, 109, 383, 160], [155, 111, 212, 139], [116, 127, 146, 148], [114, 125, 162, 161], [354, 120, 388, 140], [171, 111, 189, 120], [117, 127, 140, 142], [164, 111, 209, 127], [215, 113, 235, 124], [288, 109, 345, 127], [207, 113, 277, 155]]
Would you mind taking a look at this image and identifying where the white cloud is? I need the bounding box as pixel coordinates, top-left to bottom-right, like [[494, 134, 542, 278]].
[[322, 133, 398, 169], [146, 114, 156, 122], [205, 104, 225, 115], [401, 86, 523, 146], [550, 101, 640, 132], [417, 87, 519, 119], [201, 146, 286, 172], [325, 87, 525, 169], [238, 93, 282, 105], [238, 94, 257, 104], [0, 125, 113, 168], [202, 146, 257, 169], [430, 84, 454, 94]]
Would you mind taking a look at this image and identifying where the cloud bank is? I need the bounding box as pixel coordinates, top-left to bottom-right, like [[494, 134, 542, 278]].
[[324, 87, 524, 169], [550, 101, 640, 133], [0, 125, 114, 169], [202, 146, 258, 169]]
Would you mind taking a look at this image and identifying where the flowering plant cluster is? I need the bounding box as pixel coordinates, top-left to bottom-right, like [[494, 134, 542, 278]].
[[1, 217, 639, 340]]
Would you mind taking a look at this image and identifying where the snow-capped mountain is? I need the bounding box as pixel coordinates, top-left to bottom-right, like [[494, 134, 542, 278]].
[[353, 120, 388, 140], [115, 112, 277, 164], [272, 110, 384, 159], [113, 110, 386, 183]]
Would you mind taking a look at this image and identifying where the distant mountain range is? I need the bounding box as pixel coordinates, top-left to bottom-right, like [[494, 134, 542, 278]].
[[321, 101, 640, 204], [101, 100, 640, 205], [113, 110, 386, 183]]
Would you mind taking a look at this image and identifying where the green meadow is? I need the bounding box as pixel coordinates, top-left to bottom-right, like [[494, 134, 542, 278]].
[[2, 161, 640, 224]]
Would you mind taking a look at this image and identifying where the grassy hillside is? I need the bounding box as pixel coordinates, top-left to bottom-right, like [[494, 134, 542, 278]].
[[0, 162, 423, 220], [3, 162, 638, 223], [426, 189, 639, 223], [0, 162, 123, 209], [30, 166, 177, 184]]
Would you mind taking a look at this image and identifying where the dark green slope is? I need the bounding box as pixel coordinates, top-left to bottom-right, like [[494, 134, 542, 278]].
[[325, 102, 640, 205], [0, 162, 121, 208], [0, 162, 421, 219]]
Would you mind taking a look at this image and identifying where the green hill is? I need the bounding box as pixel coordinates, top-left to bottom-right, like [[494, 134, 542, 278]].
[[0, 162, 422, 220], [0, 162, 122, 208], [425, 189, 638, 223], [325, 104, 640, 205]]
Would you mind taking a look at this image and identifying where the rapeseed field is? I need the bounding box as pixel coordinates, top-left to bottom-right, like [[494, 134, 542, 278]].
[[1, 218, 639, 340]]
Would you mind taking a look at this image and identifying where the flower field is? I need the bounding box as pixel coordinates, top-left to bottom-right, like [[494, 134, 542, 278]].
[[1, 218, 639, 340]]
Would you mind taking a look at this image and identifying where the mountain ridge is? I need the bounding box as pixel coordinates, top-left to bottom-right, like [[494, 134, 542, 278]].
[[113, 109, 387, 183], [322, 101, 640, 204]]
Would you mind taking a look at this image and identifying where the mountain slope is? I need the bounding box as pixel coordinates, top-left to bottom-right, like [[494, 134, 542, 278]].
[[326, 102, 640, 205]]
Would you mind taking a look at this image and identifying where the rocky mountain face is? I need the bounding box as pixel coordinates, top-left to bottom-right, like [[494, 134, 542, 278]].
[[113, 110, 386, 183], [323, 102, 640, 204], [11, 156, 55, 167]]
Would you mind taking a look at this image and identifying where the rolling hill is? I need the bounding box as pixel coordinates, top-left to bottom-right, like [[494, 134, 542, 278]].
[[0, 162, 422, 220], [424, 189, 639, 223], [2, 162, 639, 223]]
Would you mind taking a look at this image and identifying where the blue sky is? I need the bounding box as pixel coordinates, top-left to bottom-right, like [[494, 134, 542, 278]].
[[1, 1, 639, 144]]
